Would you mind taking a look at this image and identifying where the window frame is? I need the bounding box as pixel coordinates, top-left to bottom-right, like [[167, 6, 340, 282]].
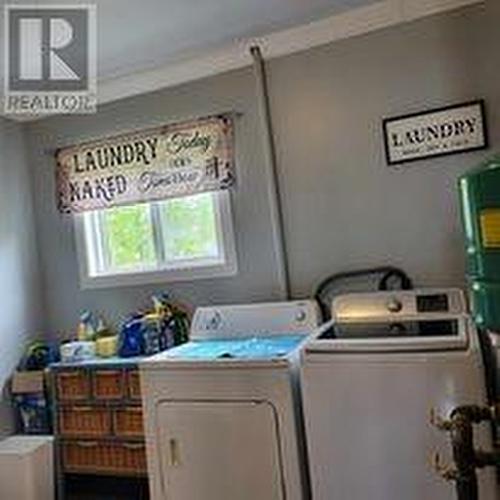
[[74, 191, 238, 289]]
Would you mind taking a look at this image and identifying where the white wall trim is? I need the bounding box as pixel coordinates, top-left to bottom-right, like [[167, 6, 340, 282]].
[[6, 0, 484, 121]]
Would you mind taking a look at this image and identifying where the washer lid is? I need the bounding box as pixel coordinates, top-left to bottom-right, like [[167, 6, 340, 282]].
[[141, 334, 305, 369], [162, 335, 306, 360], [304, 316, 470, 353]]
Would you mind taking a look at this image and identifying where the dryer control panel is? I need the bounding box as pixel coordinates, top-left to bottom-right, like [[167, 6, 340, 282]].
[[416, 293, 450, 313], [191, 300, 320, 340]]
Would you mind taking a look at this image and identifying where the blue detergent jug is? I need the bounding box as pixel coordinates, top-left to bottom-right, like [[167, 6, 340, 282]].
[[119, 315, 144, 357]]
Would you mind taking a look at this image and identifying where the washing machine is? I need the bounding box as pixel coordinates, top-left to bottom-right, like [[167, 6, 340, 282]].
[[140, 300, 320, 500], [301, 288, 497, 500]]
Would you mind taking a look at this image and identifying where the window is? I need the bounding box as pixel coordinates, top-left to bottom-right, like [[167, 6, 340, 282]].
[[75, 191, 237, 288]]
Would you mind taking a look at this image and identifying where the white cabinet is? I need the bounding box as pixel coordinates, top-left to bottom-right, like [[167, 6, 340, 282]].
[[156, 400, 284, 500], [0, 436, 54, 500]]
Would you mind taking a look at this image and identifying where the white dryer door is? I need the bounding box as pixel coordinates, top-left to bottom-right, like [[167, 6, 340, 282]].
[[155, 400, 285, 500]]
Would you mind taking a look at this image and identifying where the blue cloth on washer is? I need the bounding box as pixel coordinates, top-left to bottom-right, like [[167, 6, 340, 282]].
[[164, 335, 305, 360]]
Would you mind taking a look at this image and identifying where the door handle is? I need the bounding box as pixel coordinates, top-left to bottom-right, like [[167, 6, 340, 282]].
[[169, 438, 181, 467]]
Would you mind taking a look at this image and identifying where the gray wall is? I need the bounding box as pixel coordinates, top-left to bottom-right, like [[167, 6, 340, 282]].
[[0, 119, 43, 435], [269, 1, 500, 296], [25, 2, 500, 333], [26, 68, 284, 333]]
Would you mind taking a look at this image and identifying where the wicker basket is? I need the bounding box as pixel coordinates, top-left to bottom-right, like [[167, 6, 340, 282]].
[[62, 441, 147, 476], [113, 407, 144, 438], [56, 370, 90, 401], [127, 371, 141, 400], [92, 370, 124, 400], [59, 407, 111, 437]]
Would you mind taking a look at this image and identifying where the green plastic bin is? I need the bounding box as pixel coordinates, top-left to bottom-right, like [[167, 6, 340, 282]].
[[459, 155, 500, 329]]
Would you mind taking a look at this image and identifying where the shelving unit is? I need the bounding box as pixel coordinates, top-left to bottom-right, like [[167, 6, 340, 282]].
[[50, 358, 148, 499]]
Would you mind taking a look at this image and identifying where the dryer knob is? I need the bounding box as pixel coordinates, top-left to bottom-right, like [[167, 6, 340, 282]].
[[295, 310, 307, 323], [387, 298, 403, 313]]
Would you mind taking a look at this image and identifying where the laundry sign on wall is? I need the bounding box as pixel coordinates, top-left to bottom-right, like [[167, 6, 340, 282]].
[[383, 100, 488, 165], [55, 114, 235, 213]]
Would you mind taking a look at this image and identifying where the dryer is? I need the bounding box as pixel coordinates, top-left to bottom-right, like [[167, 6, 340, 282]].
[[301, 289, 496, 500], [140, 300, 319, 500]]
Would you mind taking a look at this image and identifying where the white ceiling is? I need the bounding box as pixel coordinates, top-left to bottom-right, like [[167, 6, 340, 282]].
[[0, 0, 482, 118], [0, 0, 377, 82], [96, 0, 379, 80]]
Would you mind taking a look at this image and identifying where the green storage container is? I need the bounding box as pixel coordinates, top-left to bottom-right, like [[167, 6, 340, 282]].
[[459, 155, 500, 329], [469, 280, 500, 329]]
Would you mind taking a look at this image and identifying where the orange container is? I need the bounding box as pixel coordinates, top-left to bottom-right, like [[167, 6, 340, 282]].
[[59, 407, 111, 437], [56, 370, 90, 401], [114, 407, 144, 438], [62, 441, 147, 476], [92, 370, 124, 400]]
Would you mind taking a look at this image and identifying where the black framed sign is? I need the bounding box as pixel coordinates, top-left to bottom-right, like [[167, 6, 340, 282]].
[[383, 100, 488, 165]]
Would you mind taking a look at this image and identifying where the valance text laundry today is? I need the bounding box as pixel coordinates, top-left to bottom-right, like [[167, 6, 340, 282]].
[[55, 114, 235, 213]]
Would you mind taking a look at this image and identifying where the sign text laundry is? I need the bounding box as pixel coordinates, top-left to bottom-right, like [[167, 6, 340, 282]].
[[383, 101, 487, 165], [56, 114, 234, 213]]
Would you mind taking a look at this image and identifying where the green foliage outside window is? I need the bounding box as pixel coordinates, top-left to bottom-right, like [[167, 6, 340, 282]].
[[100, 193, 219, 271], [104, 204, 156, 269], [160, 193, 218, 260]]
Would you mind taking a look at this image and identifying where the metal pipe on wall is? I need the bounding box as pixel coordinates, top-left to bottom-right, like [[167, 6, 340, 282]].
[[431, 403, 500, 500], [250, 45, 291, 300]]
